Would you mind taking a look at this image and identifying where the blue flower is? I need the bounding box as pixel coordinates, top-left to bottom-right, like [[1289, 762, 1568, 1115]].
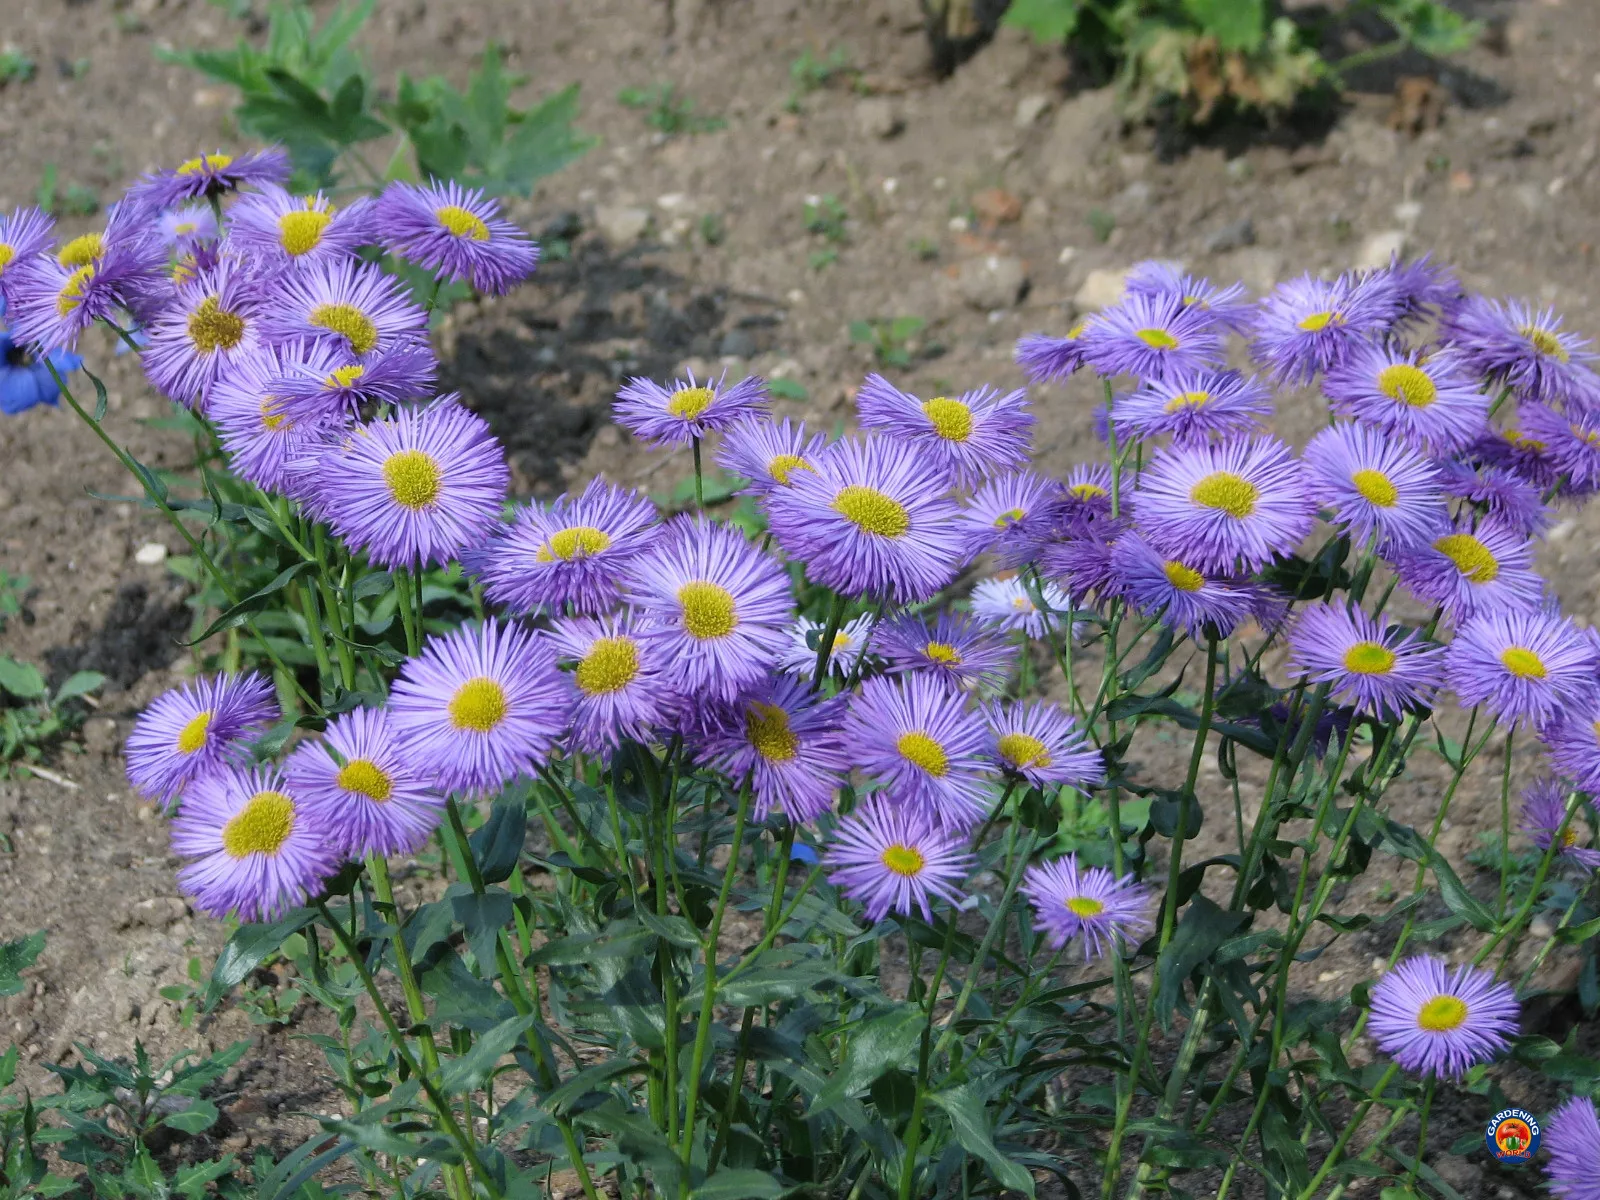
[[0, 324, 82, 415]]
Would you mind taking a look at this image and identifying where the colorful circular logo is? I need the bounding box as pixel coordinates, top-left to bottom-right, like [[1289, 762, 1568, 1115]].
[[1485, 1108, 1540, 1165]]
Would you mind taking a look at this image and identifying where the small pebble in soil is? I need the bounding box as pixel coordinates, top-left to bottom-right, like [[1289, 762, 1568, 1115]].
[[134, 542, 167, 565]]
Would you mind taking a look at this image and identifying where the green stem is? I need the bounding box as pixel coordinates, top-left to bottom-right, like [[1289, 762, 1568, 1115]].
[[811, 591, 848, 689], [1293, 1064, 1400, 1200], [898, 915, 960, 1200], [1476, 789, 1583, 967], [394, 567, 422, 657], [1407, 1077, 1435, 1188], [1498, 727, 1515, 918], [294, 580, 335, 696], [692, 436, 704, 508]]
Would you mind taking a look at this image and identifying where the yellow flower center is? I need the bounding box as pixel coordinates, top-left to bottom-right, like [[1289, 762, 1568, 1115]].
[[1135, 327, 1179, 350], [678, 580, 737, 640], [56, 265, 95, 316], [881, 844, 925, 877], [0, 243, 15, 272], [309, 302, 379, 355], [1189, 471, 1259, 519], [993, 506, 1027, 528], [1561, 826, 1581, 850], [1067, 320, 1088, 339], [177, 153, 234, 176], [1297, 310, 1337, 333], [259, 398, 290, 432], [1351, 468, 1398, 507], [667, 386, 715, 420], [326, 364, 366, 390], [221, 790, 295, 858], [176, 710, 212, 755], [1342, 641, 1396, 675], [1163, 390, 1212, 413], [278, 208, 332, 257], [896, 731, 948, 777], [833, 485, 910, 538], [925, 641, 961, 664], [56, 233, 104, 269], [1522, 325, 1569, 363], [1416, 994, 1469, 1032], [437, 205, 491, 240], [767, 453, 813, 485], [449, 677, 508, 732], [1162, 560, 1206, 592], [998, 731, 1053, 771], [1066, 896, 1105, 918], [1504, 430, 1547, 453], [537, 525, 612, 562], [1499, 646, 1547, 680], [382, 449, 442, 510], [187, 295, 247, 354], [1377, 364, 1437, 408], [337, 759, 393, 802], [1569, 423, 1600, 448], [745, 701, 799, 762], [922, 396, 973, 442], [575, 637, 640, 695], [173, 223, 197, 237], [1432, 533, 1499, 583], [1068, 482, 1108, 500]]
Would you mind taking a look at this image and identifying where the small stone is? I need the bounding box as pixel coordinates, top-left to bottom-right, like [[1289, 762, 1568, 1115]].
[[1356, 229, 1408, 270], [1371, 956, 1386, 973], [1014, 93, 1051, 128], [134, 542, 167, 565], [1529, 914, 1556, 940], [593, 205, 651, 245], [716, 329, 756, 359], [854, 97, 903, 140], [1449, 169, 1475, 193], [1203, 218, 1256, 254], [953, 255, 1029, 310], [1072, 267, 1128, 312], [1392, 200, 1423, 228], [972, 187, 1023, 227]]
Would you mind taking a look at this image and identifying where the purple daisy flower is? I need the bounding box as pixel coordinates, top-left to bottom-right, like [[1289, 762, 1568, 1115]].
[[614, 370, 767, 448], [1521, 778, 1600, 870], [140, 260, 264, 408], [874, 610, 1011, 694], [225, 185, 375, 268], [1469, 415, 1567, 494], [714, 417, 827, 494], [130, 147, 291, 208], [1124, 260, 1253, 332], [1302, 423, 1448, 550], [958, 470, 1064, 565], [285, 706, 445, 859], [123, 672, 277, 807], [1286, 602, 1444, 720], [1322, 342, 1490, 454], [170, 765, 341, 922], [764, 435, 965, 604], [1542, 702, 1600, 797], [983, 700, 1103, 792], [1443, 295, 1597, 405], [1390, 515, 1544, 623], [1060, 463, 1118, 512], [1016, 320, 1094, 383], [1367, 955, 1518, 1079], [970, 575, 1069, 638], [375, 180, 538, 295], [547, 614, 672, 754], [0, 207, 55, 291], [777, 613, 876, 682], [158, 204, 218, 250], [843, 673, 992, 830], [1038, 517, 1124, 607], [824, 796, 973, 922], [389, 619, 572, 796], [1132, 435, 1314, 574], [1021, 854, 1150, 960], [312, 397, 508, 569], [210, 344, 352, 491], [1109, 531, 1263, 640], [1434, 459, 1551, 537], [1445, 607, 1600, 728], [270, 338, 437, 425], [623, 516, 793, 702], [6, 223, 163, 353], [1365, 253, 1460, 317], [1079, 291, 1226, 381], [1251, 272, 1398, 384], [855, 374, 1033, 487], [1544, 1096, 1600, 1200], [696, 674, 850, 822], [1521, 402, 1600, 494], [1112, 368, 1272, 446], [260, 258, 429, 359], [463, 476, 658, 617]]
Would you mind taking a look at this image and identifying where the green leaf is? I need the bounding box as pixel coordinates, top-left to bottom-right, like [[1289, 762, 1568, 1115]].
[[691, 1169, 788, 1199], [161, 1098, 220, 1134], [1001, 0, 1082, 44], [437, 1013, 535, 1094], [0, 657, 47, 699], [0, 930, 45, 997], [55, 671, 106, 704], [1431, 853, 1496, 932], [807, 1007, 923, 1115], [766, 378, 808, 401], [468, 795, 527, 885], [204, 909, 317, 1008], [1183, 0, 1266, 52], [1153, 896, 1249, 1030], [929, 1084, 1036, 1196], [180, 561, 317, 646]]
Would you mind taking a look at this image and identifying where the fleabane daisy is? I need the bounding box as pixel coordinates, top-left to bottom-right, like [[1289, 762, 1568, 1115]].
[[210, 343, 351, 491], [764, 435, 965, 603], [1367, 955, 1518, 1079], [261, 258, 429, 359], [1521, 402, 1600, 494], [715, 417, 827, 494], [0, 206, 55, 296], [970, 575, 1069, 638], [855, 374, 1032, 486], [140, 261, 263, 408], [285, 706, 444, 859], [158, 204, 218, 250], [6, 221, 162, 352], [1251, 272, 1398, 384], [1445, 607, 1600, 728], [1469, 417, 1566, 494], [1443, 295, 1598, 405], [1108, 532, 1264, 640], [1433, 460, 1551, 538], [313, 397, 508, 569], [1544, 1096, 1600, 1200], [1302, 422, 1448, 550], [824, 797, 973, 923], [123, 672, 277, 807], [1286, 602, 1444, 720], [375, 180, 539, 295], [614, 370, 767, 447], [1124, 260, 1253, 332], [129, 147, 291, 208], [1021, 854, 1151, 960], [1016, 320, 1093, 383], [1112, 368, 1272, 446], [1133, 435, 1315, 574], [1520, 778, 1600, 870], [388, 619, 572, 796], [1541, 700, 1600, 797], [1390, 515, 1544, 623], [226, 184, 376, 268], [696, 674, 850, 822], [874, 610, 1011, 694], [958, 470, 1064, 565], [1323, 342, 1489, 455], [623, 517, 793, 702], [843, 673, 992, 829], [463, 476, 658, 616], [983, 700, 1103, 792], [1079, 291, 1226, 382], [548, 614, 672, 754], [777, 613, 876, 682], [270, 338, 437, 425]]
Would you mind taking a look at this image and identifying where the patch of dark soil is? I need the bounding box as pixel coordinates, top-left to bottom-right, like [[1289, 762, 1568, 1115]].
[[43, 579, 191, 695]]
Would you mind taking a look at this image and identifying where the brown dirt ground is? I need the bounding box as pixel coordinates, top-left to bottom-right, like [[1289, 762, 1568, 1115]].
[[2, 0, 1599, 1194]]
